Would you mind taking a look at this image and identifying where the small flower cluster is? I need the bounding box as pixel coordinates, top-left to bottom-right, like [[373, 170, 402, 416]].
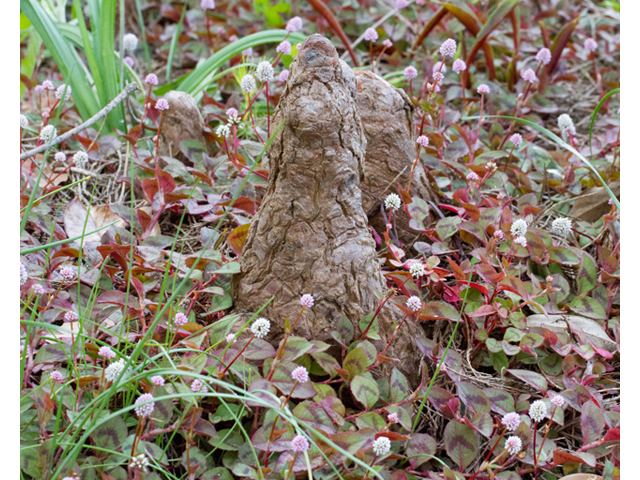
[[385, 193, 401, 211], [251, 318, 270, 338]]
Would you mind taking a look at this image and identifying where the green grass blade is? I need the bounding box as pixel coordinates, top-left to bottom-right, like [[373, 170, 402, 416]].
[[72, 0, 106, 107], [166, 5, 186, 82], [133, 0, 152, 69], [20, 222, 118, 254], [178, 30, 305, 100], [20, 0, 100, 120], [97, 0, 124, 131], [589, 88, 620, 160], [464, 114, 620, 209]]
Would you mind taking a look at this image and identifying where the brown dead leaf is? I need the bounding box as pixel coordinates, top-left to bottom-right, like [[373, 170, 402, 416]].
[[65, 199, 101, 243]]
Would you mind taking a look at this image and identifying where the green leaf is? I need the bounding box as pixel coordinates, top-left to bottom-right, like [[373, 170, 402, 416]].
[[406, 433, 437, 467], [420, 301, 461, 321], [359, 313, 381, 340], [436, 216, 462, 240], [92, 416, 128, 451], [343, 347, 367, 378], [389, 368, 410, 403], [178, 30, 306, 101], [483, 388, 515, 415], [331, 316, 354, 345], [569, 296, 607, 320], [547, 246, 580, 265], [576, 253, 598, 294], [407, 197, 431, 231], [444, 420, 478, 469], [330, 432, 368, 454]]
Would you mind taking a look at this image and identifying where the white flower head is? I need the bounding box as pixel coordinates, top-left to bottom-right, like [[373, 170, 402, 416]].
[[452, 59, 466, 74], [557, 114, 576, 140], [502, 412, 521, 432], [385, 193, 401, 211], [551, 217, 572, 237], [216, 124, 230, 138], [104, 358, 131, 382], [251, 317, 270, 338], [256, 61, 275, 83], [20, 262, 28, 286], [536, 48, 551, 65], [40, 125, 57, 143], [226, 333, 236, 343], [514, 236, 527, 248], [129, 453, 149, 472], [20, 114, 28, 129], [241, 74, 256, 93], [123, 33, 139, 52], [372, 436, 391, 456], [54, 152, 66, 162], [551, 394, 566, 407], [409, 262, 425, 279], [73, 151, 88, 168], [440, 38, 457, 58], [529, 399, 547, 422], [406, 296, 422, 312], [510, 219, 528, 237]]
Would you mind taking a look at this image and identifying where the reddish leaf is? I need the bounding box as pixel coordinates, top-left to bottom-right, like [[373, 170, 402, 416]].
[[444, 420, 478, 470], [227, 223, 250, 256], [552, 450, 596, 467], [157, 169, 176, 197], [142, 177, 159, 203], [581, 400, 605, 445], [604, 428, 620, 442], [507, 369, 547, 392], [457, 382, 491, 414], [547, 17, 579, 75]]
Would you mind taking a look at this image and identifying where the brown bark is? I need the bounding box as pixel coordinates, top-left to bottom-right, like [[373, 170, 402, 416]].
[[232, 35, 425, 382], [354, 70, 437, 245]]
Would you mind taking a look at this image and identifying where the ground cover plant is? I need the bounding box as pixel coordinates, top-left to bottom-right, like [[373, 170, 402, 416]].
[[19, 0, 620, 479]]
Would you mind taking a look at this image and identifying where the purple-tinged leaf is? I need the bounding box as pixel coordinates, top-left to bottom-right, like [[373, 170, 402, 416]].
[[419, 301, 461, 321], [507, 369, 548, 392], [350, 375, 380, 410], [569, 296, 607, 320], [581, 400, 605, 445], [406, 433, 437, 468], [329, 432, 367, 454], [471, 412, 494, 438], [457, 382, 491, 414], [483, 388, 515, 415], [547, 246, 580, 265], [389, 368, 410, 403], [552, 450, 596, 467], [444, 420, 478, 469], [577, 253, 598, 295]]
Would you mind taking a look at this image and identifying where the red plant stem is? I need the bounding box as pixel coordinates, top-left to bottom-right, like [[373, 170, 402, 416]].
[[267, 306, 306, 381], [381, 312, 410, 355], [219, 334, 255, 377], [535, 405, 557, 466], [373, 45, 389, 68], [532, 420, 539, 479], [360, 295, 391, 340], [461, 74, 467, 109], [284, 451, 300, 480]]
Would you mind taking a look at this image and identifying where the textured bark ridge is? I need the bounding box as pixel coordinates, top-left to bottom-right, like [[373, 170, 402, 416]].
[[232, 35, 424, 380], [354, 70, 437, 244]]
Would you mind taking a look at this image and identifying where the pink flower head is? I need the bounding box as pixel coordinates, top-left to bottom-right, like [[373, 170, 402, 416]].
[[432, 61, 446, 74], [144, 74, 158, 85], [501, 412, 521, 431], [509, 133, 523, 147], [440, 38, 457, 58], [286, 16, 303, 33], [416, 135, 429, 148], [59, 266, 75, 281], [34, 85, 45, 94], [404, 66, 418, 81], [466, 171, 479, 182], [521, 68, 539, 83], [42, 80, 54, 90], [505, 436, 522, 455], [546, 275, 554, 284], [155, 98, 169, 111], [364, 27, 378, 42], [175, 312, 188, 326], [292, 366, 309, 383], [150, 375, 165, 387], [278, 70, 289, 82], [242, 47, 253, 57], [427, 82, 441, 94], [98, 346, 116, 359], [291, 434, 310, 452], [33, 284, 45, 295], [124, 56, 135, 68], [396, 0, 409, 8], [276, 40, 292, 55], [50, 370, 64, 382], [536, 48, 551, 65], [550, 394, 566, 407], [64, 311, 79, 322], [388, 412, 399, 423], [584, 38, 598, 52], [608, 198, 614, 206], [452, 58, 466, 74], [134, 393, 155, 417], [226, 108, 238, 117], [191, 379, 208, 393], [300, 294, 315, 308], [201, 0, 215, 9], [416, 0, 425, 4], [383, 39, 393, 48], [494, 229, 504, 240], [406, 296, 422, 312], [432, 71, 444, 82], [477, 84, 490, 95]]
